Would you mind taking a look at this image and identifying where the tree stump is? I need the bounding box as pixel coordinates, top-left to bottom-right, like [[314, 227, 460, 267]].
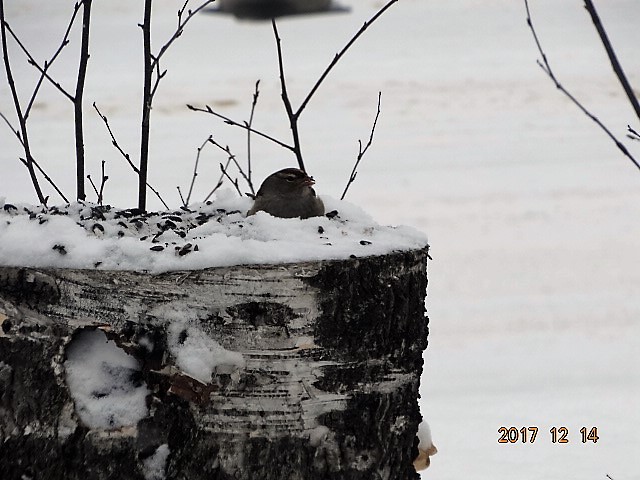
[[0, 247, 429, 480]]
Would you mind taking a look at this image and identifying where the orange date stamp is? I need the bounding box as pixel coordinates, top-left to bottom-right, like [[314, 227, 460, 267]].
[[497, 426, 599, 444]]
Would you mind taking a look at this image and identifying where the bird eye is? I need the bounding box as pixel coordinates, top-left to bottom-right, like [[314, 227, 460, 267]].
[[284, 176, 296, 182]]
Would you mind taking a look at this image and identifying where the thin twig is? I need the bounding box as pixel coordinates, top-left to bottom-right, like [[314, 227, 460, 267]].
[[93, 103, 138, 172], [202, 143, 235, 202], [628, 126, 640, 141], [4, 24, 75, 103], [87, 174, 100, 200], [202, 172, 225, 203], [177, 186, 187, 206], [146, 0, 214, 104], [296, 0, 398, 116], [6, 1, 91, 201], [24, 1, 83, 119], [0, 111, 21, 145], [208, 139, 253, 192], [229, 156, 254, 197], [524, 0, 640, 172], [93, 102, 169, 209], [183, 135, 212, 207], [341, 92, 382, 200], [583, 0, 640, 124], [245, 80, 260, 196], [272, 20, 305, 171], [208, 138, 237, 162], [209, 137, 253, 197], [152, 0, 215, 72], [98, 159, 108, 204], [219, 162, 243, 197], [0, 112, 66, 202], [88, 162, 110, 206], [1, 0, 46, 204], [187, 104, 295, 151], [21, 157, 68, 203], [149, 60, 167, 106]]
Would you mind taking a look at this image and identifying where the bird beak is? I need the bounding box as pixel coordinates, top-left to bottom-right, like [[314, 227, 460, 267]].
[[302, 176, 315, 187]]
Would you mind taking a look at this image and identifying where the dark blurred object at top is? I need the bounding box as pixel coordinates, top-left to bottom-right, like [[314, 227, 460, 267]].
[[204, 0, 350, 20]]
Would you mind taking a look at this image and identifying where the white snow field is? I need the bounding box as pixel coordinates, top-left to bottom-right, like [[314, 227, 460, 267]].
[[1, 1, 639, 479]]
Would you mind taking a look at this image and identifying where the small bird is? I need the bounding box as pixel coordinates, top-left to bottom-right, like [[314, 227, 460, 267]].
[[208, 0, 349, 20], [247, 168, 325, 219]]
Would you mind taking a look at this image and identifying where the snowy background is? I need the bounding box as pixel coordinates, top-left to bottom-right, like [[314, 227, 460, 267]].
[[1, 0, 639, 478]]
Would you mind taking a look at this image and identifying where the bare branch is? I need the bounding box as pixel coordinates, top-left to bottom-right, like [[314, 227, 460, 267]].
[[628, 125, 640, 141], [145, 180, 170, 210], [138, 0, 215, 211], [21, 157, 69, 204], [583, 0, 640, 124], [4, 1, 91, 201], [208, 136, 254, 197], [296, 0, 398, 116], [183, 135, 212, 207], [138, 0, 153, 211], [190, 1, 398, 175], [98, 159, 108, 205], [177, 186, 187, 207], [93, 102, 169, 209], [245, 80, 260, 196], [152, 0, 215, 71], [0, 110, 22, 145], [341, 92, 382, 200], [524, 0, 640, 172], [2, 110, 66, 202], [202, 175, 225, 203], [87, 174, 100, 200], [219, 162, 243, 197], [149, 61, 167, 105], [1, 0, 46, 204], [93, 103, 137, 172], [187, 104, 295, 152], [202, 142, 235, 202], [4, 23, 75, 103], [74, 0, 93, 201], [272, 20, 305, 171], [23, 1, 83, 118]]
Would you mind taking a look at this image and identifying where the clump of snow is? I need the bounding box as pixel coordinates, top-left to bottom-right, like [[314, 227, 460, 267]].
[[168, 321, 245, 383], [0, 191, 427, 273], [414, 420, 437, 471], [64, 329, 149, 429], [142, 444, 170, 480], [417, 421, 434, 451]]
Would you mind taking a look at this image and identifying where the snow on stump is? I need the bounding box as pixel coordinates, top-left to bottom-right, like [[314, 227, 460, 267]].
[[0, 198, 429, 479]]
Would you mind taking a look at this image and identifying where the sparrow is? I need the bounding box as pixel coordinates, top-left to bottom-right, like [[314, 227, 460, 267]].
[[247, 168, 325, 219]]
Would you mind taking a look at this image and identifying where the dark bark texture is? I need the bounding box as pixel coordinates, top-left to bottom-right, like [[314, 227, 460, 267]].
[[0, 248, 429, 480]]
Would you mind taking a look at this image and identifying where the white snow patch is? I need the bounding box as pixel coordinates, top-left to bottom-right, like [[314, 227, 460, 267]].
[[417, 421, 434, 451], [0, 192, 427, 273], [64, 329, 149, 429], [142, 444, 170, 480], [168, 321, 245, 383]]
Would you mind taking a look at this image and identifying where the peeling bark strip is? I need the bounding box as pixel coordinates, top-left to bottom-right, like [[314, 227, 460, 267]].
[[0, 248, 429, 480]]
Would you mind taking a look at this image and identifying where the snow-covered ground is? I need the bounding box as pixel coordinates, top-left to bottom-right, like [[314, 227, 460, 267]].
[[1, 1, 639, 478]]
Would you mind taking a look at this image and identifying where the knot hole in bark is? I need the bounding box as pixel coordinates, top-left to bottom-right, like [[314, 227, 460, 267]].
[[227, 301, 297, 333]]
